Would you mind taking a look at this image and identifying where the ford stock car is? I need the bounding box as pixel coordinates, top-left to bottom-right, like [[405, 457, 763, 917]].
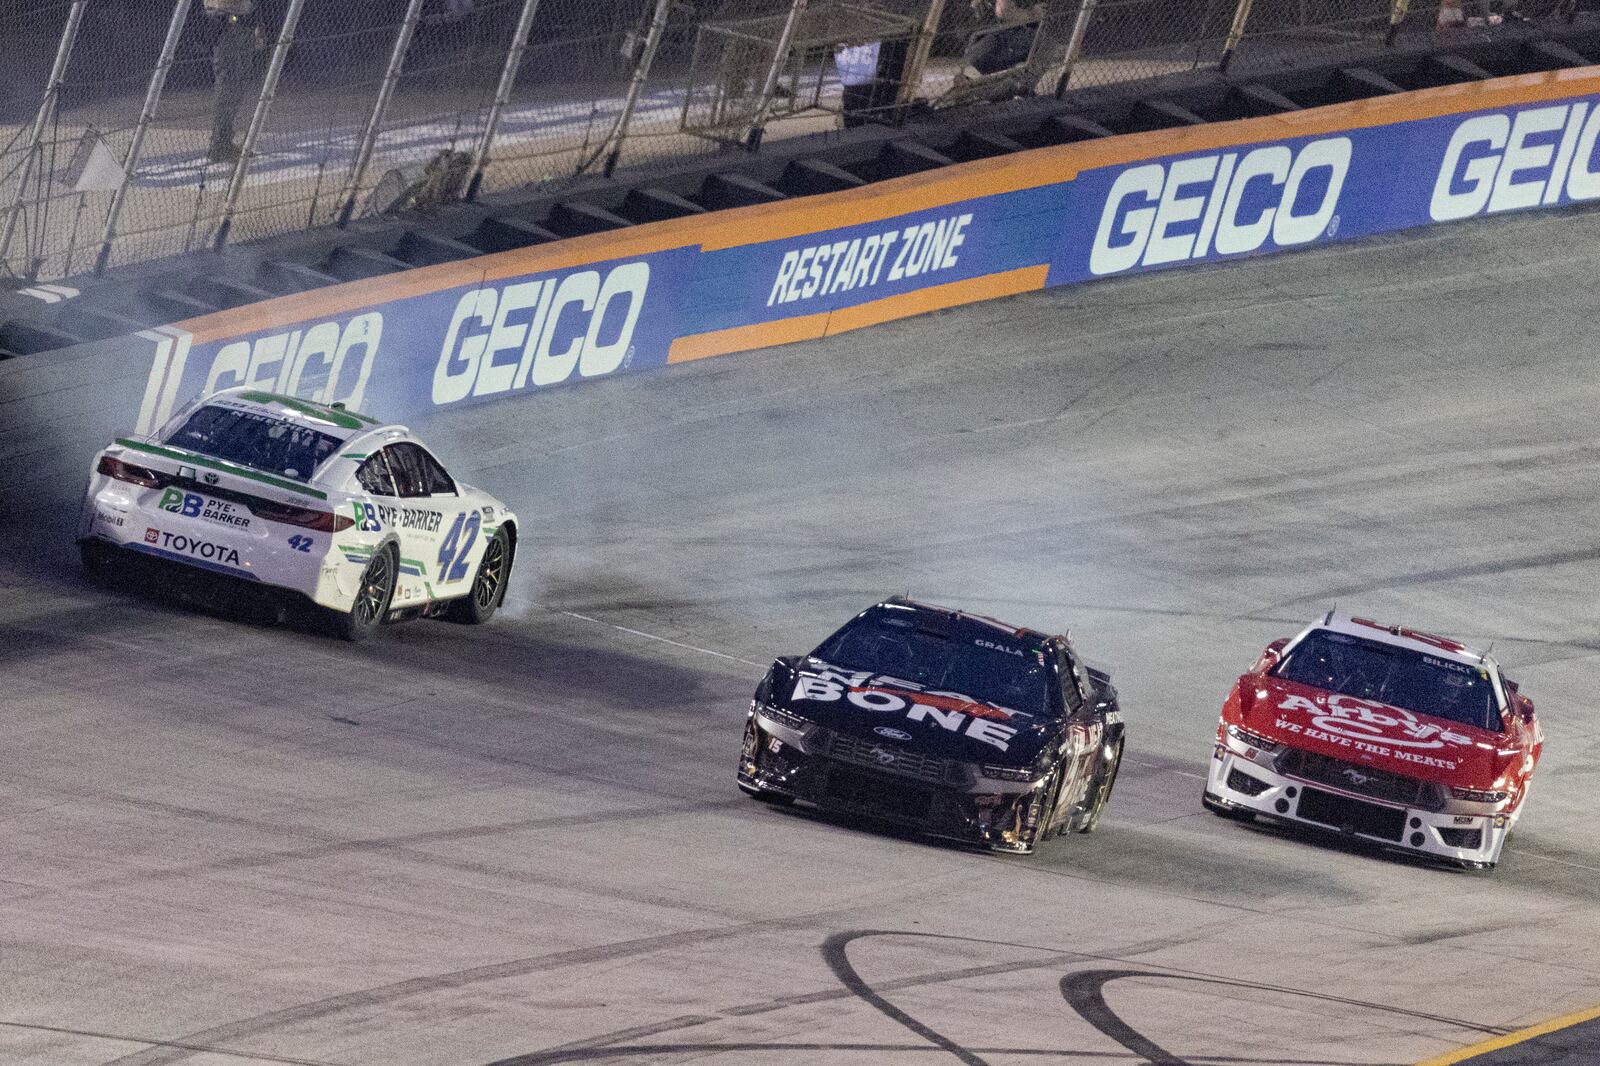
[[78, 388, 517, 640], [1204, 614, 1542, 870], [737, 598, 1125, 854]]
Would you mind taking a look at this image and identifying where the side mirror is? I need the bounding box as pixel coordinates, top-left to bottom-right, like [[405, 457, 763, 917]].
[[1251, 638, 1289, 675], [1514, 694, 1535, 723]]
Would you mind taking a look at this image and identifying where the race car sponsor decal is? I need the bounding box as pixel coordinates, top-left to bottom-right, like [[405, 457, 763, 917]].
[[974, 639, 1023, 656], [374, 503, 443, 533], [145, 530, 243, 567], [94, 509, 125, 529], [791, 663, 1024, 752], [159, 489, 251, 530], [1273, 692, 1472, 771], [874, 726, 912, 741]]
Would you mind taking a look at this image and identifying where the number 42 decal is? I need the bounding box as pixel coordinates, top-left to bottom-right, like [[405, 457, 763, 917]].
[[437, 512, 480, 581]]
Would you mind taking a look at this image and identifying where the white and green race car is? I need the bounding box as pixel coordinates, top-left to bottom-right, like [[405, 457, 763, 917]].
[[78, 387, 518, 639]]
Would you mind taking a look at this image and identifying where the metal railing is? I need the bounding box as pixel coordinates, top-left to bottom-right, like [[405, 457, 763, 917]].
[[0, 0, 1586, 283]]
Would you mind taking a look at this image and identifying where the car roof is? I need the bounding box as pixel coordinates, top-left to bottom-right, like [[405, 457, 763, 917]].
[[200, 387, 390, 440], [1311, 613, 1497, 672], [879, 597, 1058, 647]]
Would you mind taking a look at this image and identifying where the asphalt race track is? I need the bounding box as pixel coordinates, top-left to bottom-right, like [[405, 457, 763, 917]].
[[5, 204, 1600, 1066]]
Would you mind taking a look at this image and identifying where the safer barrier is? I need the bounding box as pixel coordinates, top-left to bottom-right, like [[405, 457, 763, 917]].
[[14, 64, 1600, 451]]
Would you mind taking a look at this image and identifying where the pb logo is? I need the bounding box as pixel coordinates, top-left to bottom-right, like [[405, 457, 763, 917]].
[[159, 489, 204, 517], [351, 501, 381, 532]]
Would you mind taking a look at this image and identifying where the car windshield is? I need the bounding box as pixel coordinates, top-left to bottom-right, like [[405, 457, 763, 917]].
[[810, 609, 1054, 717], [165, 404, 342, 480], [1274, 629, 1502, 731]]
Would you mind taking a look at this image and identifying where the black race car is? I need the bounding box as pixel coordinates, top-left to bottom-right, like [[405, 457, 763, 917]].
[[737, 597, 1125, 854]]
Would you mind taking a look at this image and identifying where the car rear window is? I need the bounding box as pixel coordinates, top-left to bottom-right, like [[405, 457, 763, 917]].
[[165, 404, 342, 480]]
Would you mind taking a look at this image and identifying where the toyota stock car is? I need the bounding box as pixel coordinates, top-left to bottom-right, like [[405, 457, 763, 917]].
[[1204, 614, 1542, 869], [78, 388, 517, 639], [737, 598, 1126, 854]]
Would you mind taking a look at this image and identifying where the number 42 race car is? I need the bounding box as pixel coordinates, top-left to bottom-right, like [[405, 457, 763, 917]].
[[1204, 613, 1542, 870], [78, 387, 518, 640]]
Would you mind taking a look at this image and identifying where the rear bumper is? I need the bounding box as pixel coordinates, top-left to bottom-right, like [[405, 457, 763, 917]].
[[80, 478, 352, 610], [737, 713, 1045, 854], [1206, 738, 1514, 866]]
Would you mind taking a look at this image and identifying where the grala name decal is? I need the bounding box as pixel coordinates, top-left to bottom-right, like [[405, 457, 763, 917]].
[[791, 665, 1021, 752], [1090, 138, 1351, 276], [767, 212, 972, 307], [1431, 102, 1600, 222]]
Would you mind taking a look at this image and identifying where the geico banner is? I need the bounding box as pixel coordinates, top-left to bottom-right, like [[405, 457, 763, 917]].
[[136, 73, 1600, 433]]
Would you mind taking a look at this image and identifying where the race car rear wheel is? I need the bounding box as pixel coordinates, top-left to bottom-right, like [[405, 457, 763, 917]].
[[332, 544, 397, 641], [451, 527, 510, 624], [79, 540, 116, 584], [1075, 737, 1123, 834]]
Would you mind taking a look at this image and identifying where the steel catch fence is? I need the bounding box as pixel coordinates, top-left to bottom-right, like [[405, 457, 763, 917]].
[[0, 0, 1588, 283]]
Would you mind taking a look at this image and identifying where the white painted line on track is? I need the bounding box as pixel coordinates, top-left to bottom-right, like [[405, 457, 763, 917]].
[[556, 609, 765, 668]]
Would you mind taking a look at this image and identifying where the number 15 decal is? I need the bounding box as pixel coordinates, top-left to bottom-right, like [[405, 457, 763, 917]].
[[438, 511, 480, 581]]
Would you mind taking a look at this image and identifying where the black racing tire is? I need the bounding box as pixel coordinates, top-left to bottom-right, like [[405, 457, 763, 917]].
[[450, 527, 510, 625], [330, 544, 397, 642], [79, 540, 117, 584], [1076, 738, 1123, 834], [1202, 790, 1254, 821]]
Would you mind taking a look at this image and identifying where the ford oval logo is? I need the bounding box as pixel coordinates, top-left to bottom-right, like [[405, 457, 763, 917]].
[[874, 727, 912, 741]]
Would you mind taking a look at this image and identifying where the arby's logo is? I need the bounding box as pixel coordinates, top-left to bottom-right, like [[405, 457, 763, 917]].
[[1272, 691, 1473, 771]]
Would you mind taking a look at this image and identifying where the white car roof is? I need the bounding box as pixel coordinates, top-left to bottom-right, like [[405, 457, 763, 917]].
[[197, 387, 393, 442], [1313, 613, 1497, 673]]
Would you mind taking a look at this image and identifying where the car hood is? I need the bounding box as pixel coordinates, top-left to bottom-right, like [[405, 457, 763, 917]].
[[1236, 675, 1518, 787], [771, 658, 1050, 767]]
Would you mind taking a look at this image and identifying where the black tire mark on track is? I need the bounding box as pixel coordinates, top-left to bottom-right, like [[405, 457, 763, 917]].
[[484, 930, 1504, 1065], [1059, 968, 1506, 1066]]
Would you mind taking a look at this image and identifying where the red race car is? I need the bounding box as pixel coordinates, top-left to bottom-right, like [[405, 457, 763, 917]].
[[1203, 613, 1541, 870]]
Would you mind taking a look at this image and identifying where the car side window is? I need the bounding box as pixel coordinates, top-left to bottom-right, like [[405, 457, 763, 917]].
[[385, 444, 430, 499], [355, 452, 398, 497], [415, 446, 457, 496], [1057, 648, 1083, 713]]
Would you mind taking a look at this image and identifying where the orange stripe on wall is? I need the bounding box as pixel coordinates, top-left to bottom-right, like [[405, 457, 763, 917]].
[[667, 264, 1047, 365], [175, 65, 1600, 345]]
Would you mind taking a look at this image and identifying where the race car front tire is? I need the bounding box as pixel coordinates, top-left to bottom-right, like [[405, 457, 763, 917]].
[[450, 527, 510, 625], [330, 544, 397, 641], [1075, 737, 1124, 834]]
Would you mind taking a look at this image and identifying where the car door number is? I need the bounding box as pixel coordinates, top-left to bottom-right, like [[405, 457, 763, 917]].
[[437, 511, 480, 582]]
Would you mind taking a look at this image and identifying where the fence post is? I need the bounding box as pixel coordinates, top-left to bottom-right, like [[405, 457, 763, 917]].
[[465, 0, 543, 202], [603, 0, 674, 176], [95, 0, 194, 276], [335, 0, 428, 228], [1385, 0, 1411, 45], [213, 0, 307, 252], [746, 0, 810, 149], [1054, 0, 1099, 97], [1217, 0, 1255, 74], [895, 0, 948, 109], [0, 0, 87, 275]]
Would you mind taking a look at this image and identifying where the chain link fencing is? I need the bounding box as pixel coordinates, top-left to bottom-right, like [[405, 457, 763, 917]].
[[0, 0, 1590, 284]]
